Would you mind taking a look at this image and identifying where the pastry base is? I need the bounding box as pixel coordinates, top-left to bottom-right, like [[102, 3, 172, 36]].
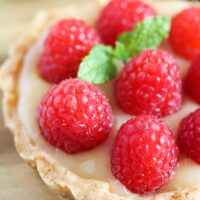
[[1, 1, 200, 200]]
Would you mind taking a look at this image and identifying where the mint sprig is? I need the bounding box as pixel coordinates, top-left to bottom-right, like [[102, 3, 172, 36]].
[[114, 16, 171, 61], [78, 16, 170, 84], [78, 45, 116, 84]]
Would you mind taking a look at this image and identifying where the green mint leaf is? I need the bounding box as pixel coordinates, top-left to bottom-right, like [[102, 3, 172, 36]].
[[78, 45, 116, 84], [114, 16, 171, 60], [114, 41, 129, 62], [78, 16, 170, 85]]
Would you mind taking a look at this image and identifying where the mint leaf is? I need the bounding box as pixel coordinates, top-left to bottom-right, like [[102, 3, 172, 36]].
[[114, 16, 171, 61], [78, 45, 116, 84], [114, 41, 129, 62], [78, 16, 171, 85]]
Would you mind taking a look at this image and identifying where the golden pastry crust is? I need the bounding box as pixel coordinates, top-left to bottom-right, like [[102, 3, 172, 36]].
[[1, 1, 200, 200]]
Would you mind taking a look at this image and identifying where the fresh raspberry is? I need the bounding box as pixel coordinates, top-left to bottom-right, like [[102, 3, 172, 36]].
[[96, 0, 156, 46], [185, 56, 200, 104], [38, 19, 101, 83], [37, 79, 113, 153], [115, 49, 182, 117], [178, 108, 200, 164], [111, 115, 178, 194], [169, 7, 200, 60]]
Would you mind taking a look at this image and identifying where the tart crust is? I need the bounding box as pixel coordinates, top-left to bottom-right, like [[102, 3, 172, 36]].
[[1, 1, 200, 200]]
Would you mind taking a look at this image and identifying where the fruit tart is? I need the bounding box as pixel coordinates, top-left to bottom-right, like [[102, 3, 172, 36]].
[[1, 0, 200, 199]]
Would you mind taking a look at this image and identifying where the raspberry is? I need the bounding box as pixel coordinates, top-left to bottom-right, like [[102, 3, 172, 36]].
[[185, 56, 200, 104], [111, 115, 178, 194], [169, 7, 200, 60], [178, 108, 200, 164], [38, 19, 101, 83], [96, 0, 156, 46], [115, 49, 182, 117], [37, 79, 113, 153]]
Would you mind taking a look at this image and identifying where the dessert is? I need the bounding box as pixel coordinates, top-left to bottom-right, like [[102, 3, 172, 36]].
[[1, 0, 200, 199]]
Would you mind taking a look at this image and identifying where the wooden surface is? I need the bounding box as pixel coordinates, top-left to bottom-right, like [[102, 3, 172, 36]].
[[0, 95, 59, 199]]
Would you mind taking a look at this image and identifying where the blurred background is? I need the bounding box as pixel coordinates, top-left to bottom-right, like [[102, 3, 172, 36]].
[[0, 0, 198, 64], [0, 0, 90, 64], [0, 0, 198, 200]]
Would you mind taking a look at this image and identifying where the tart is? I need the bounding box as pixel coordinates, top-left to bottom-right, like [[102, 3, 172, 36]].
[[1, 0, 200, 199]]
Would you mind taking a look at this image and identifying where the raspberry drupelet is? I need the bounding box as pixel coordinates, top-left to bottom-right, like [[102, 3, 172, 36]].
[[38, 19, 101, 83], [178, 108, 200, 164], [96, 0, 156, 46], [37, 79, 113, 153], [111, 115, 179, 194], [115, 49, 182, 117], [185, 56, 200, 104], [169, 7, 200, 60]]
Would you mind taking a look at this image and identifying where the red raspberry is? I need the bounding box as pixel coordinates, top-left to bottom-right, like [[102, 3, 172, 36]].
[[38, 19, 101, 83], [185, 56, 200, 104], [178, 108, 200, 164], [169, 7, 200, 60], [178, 109, 200, 164], [111, 115, 178, 194], [96, 0, 156, 46], [115, 49, 182, 117], [37, 79, 113, 153]]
